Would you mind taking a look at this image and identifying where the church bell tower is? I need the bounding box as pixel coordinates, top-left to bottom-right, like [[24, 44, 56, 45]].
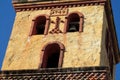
[[0, 0, 120, 80]]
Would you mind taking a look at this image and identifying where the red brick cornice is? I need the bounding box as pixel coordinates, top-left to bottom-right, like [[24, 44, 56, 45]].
[[13, 0, 106, 12]]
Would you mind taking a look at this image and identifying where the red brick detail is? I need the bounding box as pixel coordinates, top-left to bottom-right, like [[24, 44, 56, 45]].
[[49, 17, 62, 34], [13, 0, 106, 12], [0, 67, 110, 80], [50, 7, 68, 16]]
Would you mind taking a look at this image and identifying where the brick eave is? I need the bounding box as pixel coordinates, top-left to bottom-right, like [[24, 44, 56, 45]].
[[12, 0, 106, 12], [0, 66, 111, 80]]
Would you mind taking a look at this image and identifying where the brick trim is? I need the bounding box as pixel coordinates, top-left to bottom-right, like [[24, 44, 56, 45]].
[[13, 0, 106, 12], [0, 67, 110, 80]]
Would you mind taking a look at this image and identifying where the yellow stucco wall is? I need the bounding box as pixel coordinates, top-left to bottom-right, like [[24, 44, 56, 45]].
[[2, 5, 109, 70]]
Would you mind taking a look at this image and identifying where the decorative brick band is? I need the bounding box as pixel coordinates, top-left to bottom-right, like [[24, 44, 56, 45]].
[[13, 0, 106, 12], [0, 67, 111, 80]]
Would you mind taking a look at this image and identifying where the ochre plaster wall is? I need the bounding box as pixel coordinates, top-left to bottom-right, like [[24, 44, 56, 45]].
[[2, 5, 109, 70]]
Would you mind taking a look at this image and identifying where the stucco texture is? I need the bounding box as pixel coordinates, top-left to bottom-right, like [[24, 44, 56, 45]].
[[2, 5, 109, 70]]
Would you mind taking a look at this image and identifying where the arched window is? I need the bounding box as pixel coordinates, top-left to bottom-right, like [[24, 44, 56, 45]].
[[40, 42, 65, 68], [30, 15, 50, 36], [68, 13, 80, 32], [64, 11, 84, 33]]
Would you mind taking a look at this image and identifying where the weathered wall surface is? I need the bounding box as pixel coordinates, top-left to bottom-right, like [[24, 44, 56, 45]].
[[2, 5, 109, 70]]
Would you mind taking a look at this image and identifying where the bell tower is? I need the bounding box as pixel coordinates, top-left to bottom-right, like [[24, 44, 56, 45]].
[[1, 0, 120, 80]]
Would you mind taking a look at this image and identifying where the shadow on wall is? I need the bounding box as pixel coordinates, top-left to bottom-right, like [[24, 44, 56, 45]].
[[100, 10, 117, 79], [100, 11, 108, 67]]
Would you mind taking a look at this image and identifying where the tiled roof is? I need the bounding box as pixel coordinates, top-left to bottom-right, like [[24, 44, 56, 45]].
[[0, 67, 111, 80]]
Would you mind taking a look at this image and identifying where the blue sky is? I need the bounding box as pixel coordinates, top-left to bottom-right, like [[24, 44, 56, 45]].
[[0, 0, 120, 80], [111, 0, 120, 80]]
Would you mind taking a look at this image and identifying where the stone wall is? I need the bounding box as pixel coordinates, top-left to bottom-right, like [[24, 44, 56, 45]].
[[2, 5, 109, 70]]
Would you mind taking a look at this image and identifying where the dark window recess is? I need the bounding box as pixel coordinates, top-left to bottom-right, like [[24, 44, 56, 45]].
[[68, 22, 79, 32], [68, 13, 80, 32], [47, 52, 60, 68], [36, 24, 45, 34], [42, 44, 60, 68], [35, 16, 46, 35]]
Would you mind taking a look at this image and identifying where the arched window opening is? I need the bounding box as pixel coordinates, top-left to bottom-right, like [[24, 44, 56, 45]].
[[42, 43, 60, 68], [30, 15, 50, 36], [35, 16, 46, 35], [68, 13, 80, 32], [64, 11, 84, 33]]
